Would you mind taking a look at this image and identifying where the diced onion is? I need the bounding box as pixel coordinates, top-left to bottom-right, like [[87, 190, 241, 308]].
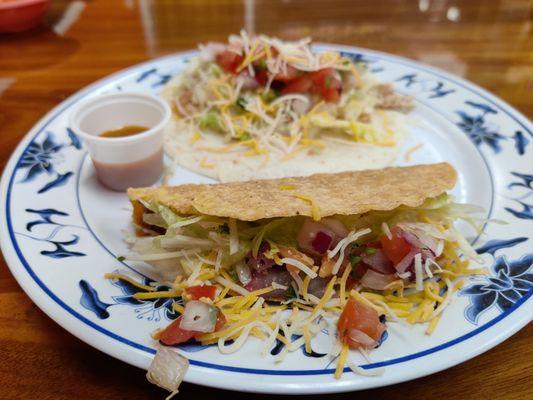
[[297, 218, 336, 255], [362, 249, 393, 274], [311, 231, 333, 254], [180, 300, 218, 332], [360, 269, 397, 290], [321, 218, 349, 237], [146, 345, 189, 394], [348, 328, 376, 347], [235, 262, 252, 286], [414, 253, 423, 291]]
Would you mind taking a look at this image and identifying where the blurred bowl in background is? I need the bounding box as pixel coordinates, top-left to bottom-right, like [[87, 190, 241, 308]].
[[0, 0, 50, 33]]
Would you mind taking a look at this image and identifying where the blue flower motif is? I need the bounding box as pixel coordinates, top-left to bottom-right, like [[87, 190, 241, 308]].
[[476, 237, 529, 256], [18, 132, 63, 182], [67, 128, 82, 150], [18, 208, 86, 258], [460, 255, 533, 324], [508, 172, 533, 191], [505, 201, 533, 220], [41, 234, 86, 258], [17, 130, 80, 193], [109, 274, 182, 322], [456, 110, 506, 153], [80, 280, 112, 319], [395, 73, 455, 98], [512, 130, 530, 155], [137, 68, 172, 88]]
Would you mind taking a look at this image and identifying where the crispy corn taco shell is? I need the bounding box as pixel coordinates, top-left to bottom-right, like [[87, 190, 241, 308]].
[[128, 163, 456, 222]]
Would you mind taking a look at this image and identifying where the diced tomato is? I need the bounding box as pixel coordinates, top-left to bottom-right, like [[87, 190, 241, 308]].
[[309, 68, 333, 85], [337, 298, 385, 349], [321, 87, 340, 102], [216, 50, 244, 74], [254, 69, 269, 85], [365, 241, 382, 249], [159, 308, 226, 346], [345, 276, 358, 291], [185, 285, 217, 301], [159, 316, 197, 345], [273, 65, 300, 82], [215, 311, 226, 331], [380, 228, 412, 264], [310, 68, 342, 102], [281, 75, 313, 94]]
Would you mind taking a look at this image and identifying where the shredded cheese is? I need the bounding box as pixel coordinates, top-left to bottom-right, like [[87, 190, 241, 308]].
[[280, 257, 317, 278], [381, 222, 392, 240], [335, 344, 349, 379], [327, 228, 371, 275], [279, 184, 296, 190], [293, 193, 321, 221]]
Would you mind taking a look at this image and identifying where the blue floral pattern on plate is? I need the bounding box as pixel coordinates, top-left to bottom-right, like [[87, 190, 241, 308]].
[[80, 273, 182, 322], [2, 46, 532, 387], [455, 101, 507, 153], [16, 208, 86, 258], [461, 254, 533, 325], [395, 73, 455, 98], [505, 171, 533, 220], [18, 130, 80, 193]]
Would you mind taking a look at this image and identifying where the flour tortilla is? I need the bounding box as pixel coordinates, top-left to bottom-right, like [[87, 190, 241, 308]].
[[162, 75, 409, 183], [129, 163, 456, 221]]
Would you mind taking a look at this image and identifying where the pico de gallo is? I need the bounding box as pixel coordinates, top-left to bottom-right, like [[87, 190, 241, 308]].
[[124, 188, 483, 394], [162, 30, 414, 160]]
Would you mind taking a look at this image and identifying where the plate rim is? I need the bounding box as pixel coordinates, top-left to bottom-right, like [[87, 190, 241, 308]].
[[1, 44, 532, 394]]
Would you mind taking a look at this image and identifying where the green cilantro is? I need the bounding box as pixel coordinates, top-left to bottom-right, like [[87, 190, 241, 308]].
[[261, 89, 280, 103], [117, 256, 125, 262], [199, 111, 222, 131], [325, 75, 332, 89], [256, 59, 267, 71], [365, 247, 377, 255], [350, 255, 361, 267], [211, 63, 222, 78], [229, 268, 238, 282], [285, 285, 297, 300], [236, 96, 247, 110]]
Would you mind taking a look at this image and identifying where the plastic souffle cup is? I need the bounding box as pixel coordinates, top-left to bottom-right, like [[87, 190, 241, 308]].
[[69, 92, 171, 191]]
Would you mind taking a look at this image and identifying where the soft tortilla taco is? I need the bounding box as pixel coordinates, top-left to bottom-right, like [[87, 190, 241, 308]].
[[122, 163, 485, 393], [162, 31, 413, 183]]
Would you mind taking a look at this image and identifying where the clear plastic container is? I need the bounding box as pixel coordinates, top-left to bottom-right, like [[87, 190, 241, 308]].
[[69, 92, 171, 191]]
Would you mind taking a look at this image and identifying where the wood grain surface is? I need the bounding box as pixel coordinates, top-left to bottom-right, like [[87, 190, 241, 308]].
[[0, 0, 532, 398]]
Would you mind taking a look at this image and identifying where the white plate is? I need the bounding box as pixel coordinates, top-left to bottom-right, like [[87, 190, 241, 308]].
[[1, 45, 532, 394]]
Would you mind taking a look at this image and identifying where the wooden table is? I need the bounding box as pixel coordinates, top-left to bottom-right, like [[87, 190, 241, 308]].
[[0, 0, 531, 398]]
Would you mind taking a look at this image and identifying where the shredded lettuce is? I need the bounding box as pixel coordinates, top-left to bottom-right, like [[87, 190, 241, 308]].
[[250, 217, 303, 257], [130, 193, 486, 283]]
